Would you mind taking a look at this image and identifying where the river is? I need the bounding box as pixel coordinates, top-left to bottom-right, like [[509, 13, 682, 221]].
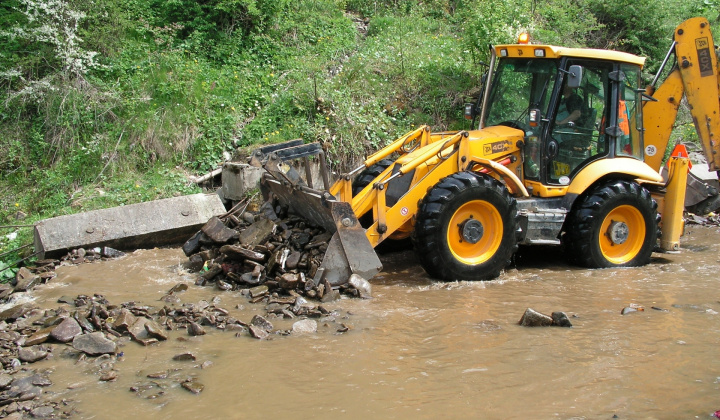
[[20, 224, 720, 419]]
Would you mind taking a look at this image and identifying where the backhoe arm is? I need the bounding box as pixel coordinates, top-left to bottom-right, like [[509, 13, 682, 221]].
[[644, 17, 720, 173]]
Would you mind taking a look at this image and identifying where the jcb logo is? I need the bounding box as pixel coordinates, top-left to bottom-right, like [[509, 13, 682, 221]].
[[483, 144, 493, 155], [696, 37, 714, 77], [696, 38, 709, 49]]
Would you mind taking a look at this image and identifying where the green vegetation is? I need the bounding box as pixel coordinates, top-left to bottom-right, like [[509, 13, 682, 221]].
[[0, 0, 717, 275]]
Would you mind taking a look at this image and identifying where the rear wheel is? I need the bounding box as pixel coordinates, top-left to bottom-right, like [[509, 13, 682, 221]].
[[413, 172, 518, 281], [564, 179, 658, 268]]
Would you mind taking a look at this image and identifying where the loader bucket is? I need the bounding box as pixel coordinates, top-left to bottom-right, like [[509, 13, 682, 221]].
[[251, 140, 383, 285]]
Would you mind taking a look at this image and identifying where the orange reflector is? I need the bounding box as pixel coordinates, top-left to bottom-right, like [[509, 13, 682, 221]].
[[669, 144, 692, 170], [518, 33, 530, 44]]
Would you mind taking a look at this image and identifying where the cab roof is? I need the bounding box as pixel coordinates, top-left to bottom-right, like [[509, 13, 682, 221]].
[[493, 44, 646, 67]]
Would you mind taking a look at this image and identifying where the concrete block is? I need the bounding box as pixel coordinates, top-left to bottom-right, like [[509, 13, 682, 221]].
[[34, 193, 226, 258], [222, 163, 263, 201]]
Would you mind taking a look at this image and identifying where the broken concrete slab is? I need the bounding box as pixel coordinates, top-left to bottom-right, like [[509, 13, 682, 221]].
[[34, 193, 226, 258], [221, 162, 263, 201]]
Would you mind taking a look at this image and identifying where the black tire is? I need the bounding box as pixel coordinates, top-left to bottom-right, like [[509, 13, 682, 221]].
[[563, 179, 658, 268], [352, 159, 394, 196], [412, 172, 518, 281]]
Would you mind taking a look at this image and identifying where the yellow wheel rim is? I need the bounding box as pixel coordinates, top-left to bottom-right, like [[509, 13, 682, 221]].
[[447, 200, 503, 264], [599, 204, 646, 264]]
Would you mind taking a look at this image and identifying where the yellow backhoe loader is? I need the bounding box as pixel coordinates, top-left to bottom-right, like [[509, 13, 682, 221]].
[[251, 17, 720, 283]]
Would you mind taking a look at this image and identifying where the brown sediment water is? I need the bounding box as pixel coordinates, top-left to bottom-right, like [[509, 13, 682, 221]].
[[19, 224, 720, 419]]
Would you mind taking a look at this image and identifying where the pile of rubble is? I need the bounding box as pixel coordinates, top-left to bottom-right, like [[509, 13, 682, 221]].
[[182, 202, 372, 302]]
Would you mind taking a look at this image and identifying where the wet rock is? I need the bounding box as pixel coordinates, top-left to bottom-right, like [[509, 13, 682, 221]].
[[348, 274, 372, 299], [187, 322, 206, 336], [18, 346, 48, 363], [551, 312, 573, 327], [24, 327, 54, 346], [182, 231, 205, 256], [14, 272, 40, 293], [182, 380, 204, 394], [0, 304, 34, 322], [113, 308, 137, 331], [128, 317, 150, 342], [519, 308, 554, 327], [220, 245, 266, 262], [238, 218, 276, 247], [100, 370, 118, 381], [250, 315, 273, 332], [278, 273, 300, 290], [202, 216, 238, 243], [173, 353, 196, 361], [621, 307, 638, 315], [321, 289, 341, 303], [291, 319, 317, 334], [0, 373, 13, 388], [168, 283, 189, 294], [30, 405, 54, 418], [249, 285, 268, 299], [101, 247, 125, 258], [248, 325, 269, 340], [147, 371, 168, 379], [50, 317, 82, 343], [72, 332, 117, 355], [144, 319, 168, 341]]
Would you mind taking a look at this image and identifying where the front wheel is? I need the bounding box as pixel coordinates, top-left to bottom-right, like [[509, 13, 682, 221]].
[[563, 179, 658, 268], [413, 172, 518, 281]]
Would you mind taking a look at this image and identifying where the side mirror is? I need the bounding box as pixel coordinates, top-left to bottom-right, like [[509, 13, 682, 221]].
[[567, 65, 583, 88], [528, 108, 542, 127], [464, 103, 476, 120]]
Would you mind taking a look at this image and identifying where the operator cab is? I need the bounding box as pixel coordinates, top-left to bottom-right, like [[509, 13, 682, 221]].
[[479, 44, 646, 193]]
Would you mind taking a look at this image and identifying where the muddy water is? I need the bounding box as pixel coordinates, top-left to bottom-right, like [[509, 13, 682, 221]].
[[24, 225, 720, 419]]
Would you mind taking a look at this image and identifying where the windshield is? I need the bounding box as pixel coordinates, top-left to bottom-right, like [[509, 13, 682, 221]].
[[484, 58, 559, 130]]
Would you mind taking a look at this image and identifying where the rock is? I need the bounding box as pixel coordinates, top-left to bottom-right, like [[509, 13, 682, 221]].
[[249, 285, 268, 299], [278, 273, 300, 290], [14, 272, 40, 292], [50, 317, 82, 343], [100, 370, 118, 381], [144, 319, 168, 340], [519, 308, 554, 327], [188, 322, 206, 336], [250, 315, 273, 332], [201, 216, 238, 243], [173, 353, 196, 361], [348, 274, 372, 299], [101, 247, 125, 258], [0, 373, 13, 388], [248, 325, 269, 339], [285, 251, 302, 270], [30, 406, 54, 418], [24, 327, 54, 346], [182, 231, 204, 256], [621, 307, 638, 315], [168, 283, 189, 294], [292, 319, 317, 334], [128, 317, 150, 342], [321, 289, 341, 303], [18, 346, 48, 363], [182, 380, 204, 394], [147, 371, 168, 379], [238, 218, 276, 247], [551, 311, 573, 327], [220, 245, 266, 262], [113, 308, 137, 331], [0, 303, 34, 322], [72, 332, 117, 355]]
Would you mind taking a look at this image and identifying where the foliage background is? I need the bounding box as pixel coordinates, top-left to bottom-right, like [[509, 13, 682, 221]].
[[0, 0, 718, 276]]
